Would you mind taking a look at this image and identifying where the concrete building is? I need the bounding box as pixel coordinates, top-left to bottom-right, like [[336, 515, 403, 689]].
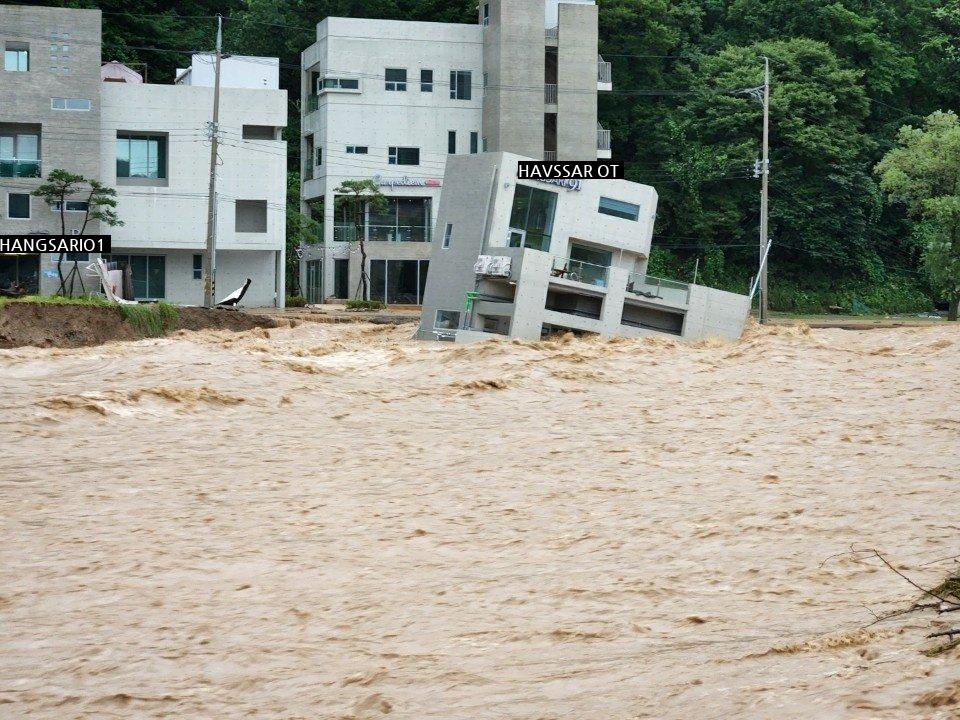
[[299, 0, 612, 304], [0, 3, 286, 307], [1, 5, 103, 295], [101, 54, 287, 306], [418, 153, 751, 342]]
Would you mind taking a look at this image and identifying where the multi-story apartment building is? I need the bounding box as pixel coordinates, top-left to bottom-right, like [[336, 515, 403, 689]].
[[299, 0, 612, 304], [1, 5, 103, 295], [1, 4, 287, 306], [101, 55, 287, 306], [418, 153, 751, 342]]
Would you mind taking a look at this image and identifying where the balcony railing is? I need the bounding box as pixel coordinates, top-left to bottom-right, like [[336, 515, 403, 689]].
[[551, 256, 609, 288], [0, 159, 41, 178], [597, 123, 611, 151], [305, 93, 319, 113], [545, 26, 559, 41], [543, 150, 557, 161], [598, 55, 612, 84], [303, 164, 314, 181], [627, 273, 691, 306], [309, 223, 432, 244], [544, 83, 557, 104]]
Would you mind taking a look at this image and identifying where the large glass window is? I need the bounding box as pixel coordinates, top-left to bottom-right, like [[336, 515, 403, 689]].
[[367, 197, 431, 242], [116, 134, 166, 179], [450, 70, 472, 100], [0, 131, 40, 178], [385, 68, 407, 91], [4, 45, 29, 72], [321, 77, 359, 91], [388, 146, 419, 166], [102, 254, 165, 300], [598, 196, 640, 221], [369, 259, 429, 304], [508, 184, 557, 251]]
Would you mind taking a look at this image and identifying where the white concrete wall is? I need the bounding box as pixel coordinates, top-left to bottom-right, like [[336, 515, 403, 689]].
[[176, 55, 279, 89], [545, 0, 595, 27]]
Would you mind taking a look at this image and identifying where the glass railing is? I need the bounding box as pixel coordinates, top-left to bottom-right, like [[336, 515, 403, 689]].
[[305, 93, 319, 113], [0, 159, 41, 178], [626, 273, 691, 305], [308, 223, 431, 243], [303, 164, 314, 181], [551, 256, 609, 288]]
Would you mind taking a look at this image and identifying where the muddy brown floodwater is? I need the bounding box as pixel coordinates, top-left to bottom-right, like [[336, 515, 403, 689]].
[[1, 322, 958, 719]]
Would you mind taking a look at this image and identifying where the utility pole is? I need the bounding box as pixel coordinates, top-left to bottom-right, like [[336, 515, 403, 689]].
[[758, 55, 771, 323], [203, 15, 223, 308]]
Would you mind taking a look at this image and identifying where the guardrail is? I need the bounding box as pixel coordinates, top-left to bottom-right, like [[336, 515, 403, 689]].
[[598, 55, 612, 84], [305, 93, 319, 113], [551, 256, 609, 288], [543, 150, 557, 161], [627, 273, 691, 305], [597, 124, 611, 151]]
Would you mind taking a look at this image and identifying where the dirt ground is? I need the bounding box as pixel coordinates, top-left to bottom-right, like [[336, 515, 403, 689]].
[[0, 303, 278, 349], [1, 321, 958, 719]]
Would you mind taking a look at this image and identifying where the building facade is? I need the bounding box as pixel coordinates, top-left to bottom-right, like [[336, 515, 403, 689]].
[[1, 3, 286, 307], [418, 153, 751, 342], [102, 55, 287, 307], [299, 0, 612, 304], [1, 5, 103, 295]]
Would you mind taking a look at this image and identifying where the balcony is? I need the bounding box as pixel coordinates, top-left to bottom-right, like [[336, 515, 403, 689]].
[[626, 273, 691, 307], [303, 164, 314, 181], [597, 123, 611, 152], [544, 83, 557, 105], [597, 55, 612, 87], [545, 26, 559, 43], [543, 150, 557, 161], [305, 93, 319, 113], [310, 223, 433, 244], [0, 159, 41, 178], [551, 255, 609, 288]]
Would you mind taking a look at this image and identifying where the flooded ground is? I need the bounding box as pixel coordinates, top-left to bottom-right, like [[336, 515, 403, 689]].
[[1, 321, 958, 719]]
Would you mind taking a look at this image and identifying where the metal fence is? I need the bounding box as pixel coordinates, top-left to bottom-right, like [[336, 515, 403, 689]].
[[597, 55, 612, 84], [597, 124, 611, 151]]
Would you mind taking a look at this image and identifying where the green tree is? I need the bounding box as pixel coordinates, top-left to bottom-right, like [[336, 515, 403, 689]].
[[876, 110, 960, 319], [333, 180, 388, 300]]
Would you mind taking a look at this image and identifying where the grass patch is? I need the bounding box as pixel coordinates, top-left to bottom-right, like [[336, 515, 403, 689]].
[[931, 575, 960, 600], [0, 294, 111, 309], [118, 302, 180, 337], [286, 295, 308, 308]]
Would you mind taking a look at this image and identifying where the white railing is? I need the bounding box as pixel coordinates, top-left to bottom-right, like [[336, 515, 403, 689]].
[[543, 150, 557, 161], [545, 84, 557, 104], [598, 55, 612, 84], [597, 123, 611, 151]]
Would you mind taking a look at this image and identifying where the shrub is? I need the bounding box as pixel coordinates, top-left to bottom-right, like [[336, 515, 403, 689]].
[[286, 295, 308, 308], [345, 299, 385, 311]]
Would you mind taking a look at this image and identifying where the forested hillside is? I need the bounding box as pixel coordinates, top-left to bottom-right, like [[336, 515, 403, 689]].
[[18, 0, 960, 312]]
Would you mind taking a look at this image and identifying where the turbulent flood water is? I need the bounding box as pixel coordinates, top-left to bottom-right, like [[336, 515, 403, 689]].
[[1, 321, 958, 719]]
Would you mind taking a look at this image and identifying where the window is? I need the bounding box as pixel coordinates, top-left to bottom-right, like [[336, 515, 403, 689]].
[[482, 137, 488, 152], [483, 72, 488, 88], [346, 145, 368, 154], [242, 125, 278, 140], [388, 146, 419, 166], [116, 134, 167, 180], [315, 147, 322, 165], [4, 43, 29, 72], [51, 97, 90, 111], [508, 184, 558, 251], [470, 132, 479, 154], [447, 130, 456, 154], [420, 69, 433, 92], [102, 254, 165, 300], [367, 197, 431, 242], [7, 193, 30, 219], [599, 196, 640, 221], [435, 309, 461, 330], [321, 77, 359, 91], [235, 200, 267, 233], [0, 131, 40, 178], [51, 200, 89, 212], [63, 252, 88, 262], [450, 70, 472, 100], [193, 254, 202, 280], [369, 259, 429, 304], [385, 68, 407, 92], [482, 3, 490, 26], [442, 223, 453, 249]]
